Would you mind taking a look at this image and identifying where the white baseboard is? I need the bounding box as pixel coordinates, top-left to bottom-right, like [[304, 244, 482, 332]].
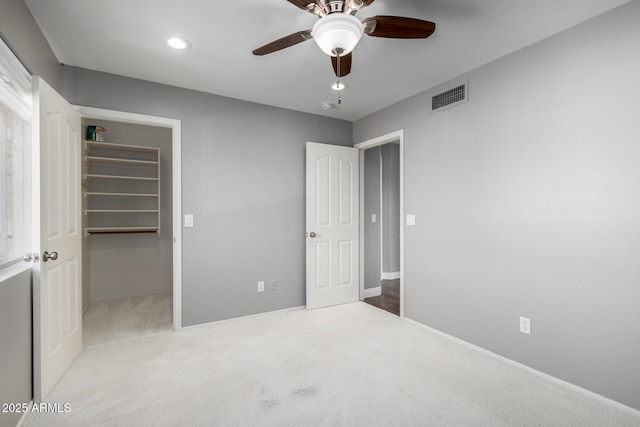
[[363, 286, 381, 298], [404, 318, 640, 418], [82, 301, 91, 317], [182, 306, 306, 331], [381, 271, 400, 280]]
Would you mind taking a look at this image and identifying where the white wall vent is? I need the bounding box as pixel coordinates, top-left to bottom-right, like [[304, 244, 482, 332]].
[[431, 81, 468, 113]]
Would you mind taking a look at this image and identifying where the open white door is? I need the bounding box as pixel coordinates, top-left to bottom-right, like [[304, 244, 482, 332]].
[[32, 77, 82, 401], [305, 142, 359, 310]]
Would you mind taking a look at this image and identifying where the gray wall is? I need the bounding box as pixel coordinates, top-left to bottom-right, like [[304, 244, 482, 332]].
[[82, 119, 173, 302], [354, 1, 640, 411], [60, 66, 352, 326], [381, 143, 400, 274], [0, 0, 61, 90], [363, 147, 381, 289], [0, 267, 31, 427]]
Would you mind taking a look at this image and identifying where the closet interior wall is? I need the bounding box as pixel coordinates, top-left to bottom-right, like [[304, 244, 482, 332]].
[[81, 118, 172, 310]]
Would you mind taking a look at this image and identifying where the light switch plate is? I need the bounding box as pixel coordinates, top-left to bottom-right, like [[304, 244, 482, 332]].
[[371, 214, 377, 223], [184, 214, 194, 228], [406, 214, 416, 226]]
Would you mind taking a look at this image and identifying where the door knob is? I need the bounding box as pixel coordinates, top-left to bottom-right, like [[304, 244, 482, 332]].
[[308, 232, 317, 238], [43, 251, 58, 262]]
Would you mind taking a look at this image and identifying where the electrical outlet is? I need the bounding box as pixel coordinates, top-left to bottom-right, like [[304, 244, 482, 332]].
[[258, 281, 264, 293], [520, 317, 531, 335], [270, 280, 277, 291]]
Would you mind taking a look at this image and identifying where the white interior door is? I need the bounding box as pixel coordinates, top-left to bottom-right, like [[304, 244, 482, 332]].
[[306, 142, 359, 310], [32, 77, 82, 401]]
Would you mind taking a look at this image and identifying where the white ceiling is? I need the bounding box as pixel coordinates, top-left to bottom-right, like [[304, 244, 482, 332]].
[[25, 0, 630, 122]]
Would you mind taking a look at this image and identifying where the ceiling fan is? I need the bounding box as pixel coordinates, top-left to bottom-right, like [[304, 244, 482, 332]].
[[252, 0, 436, 79]]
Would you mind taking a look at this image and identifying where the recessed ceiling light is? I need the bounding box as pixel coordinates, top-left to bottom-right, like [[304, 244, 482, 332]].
[[331, 81, 348, 91], [167, 37, 191, 50]]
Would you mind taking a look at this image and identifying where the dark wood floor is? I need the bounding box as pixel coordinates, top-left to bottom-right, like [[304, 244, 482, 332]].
[[364, 279, 399, 316]]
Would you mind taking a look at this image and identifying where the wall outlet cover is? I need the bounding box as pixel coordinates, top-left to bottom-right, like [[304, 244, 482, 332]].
[[258, 281, 265, 292]]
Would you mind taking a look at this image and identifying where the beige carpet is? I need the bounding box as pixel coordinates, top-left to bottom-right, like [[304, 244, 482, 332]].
[[83, 292, 172, 348], [26, 302, 639, 426]]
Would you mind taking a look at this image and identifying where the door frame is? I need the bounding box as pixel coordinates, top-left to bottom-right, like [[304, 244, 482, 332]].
[[354, 130, 404, 318], [75, 106, 183, 331]]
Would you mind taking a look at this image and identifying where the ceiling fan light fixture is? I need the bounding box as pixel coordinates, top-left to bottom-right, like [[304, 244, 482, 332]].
[[312, 14, 363, 56]]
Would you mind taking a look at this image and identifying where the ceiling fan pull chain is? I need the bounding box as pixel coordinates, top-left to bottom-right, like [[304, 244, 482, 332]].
[[334, 48, 343, 107]]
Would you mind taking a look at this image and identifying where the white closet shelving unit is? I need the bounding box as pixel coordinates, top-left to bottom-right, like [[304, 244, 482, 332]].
[[83, 140, 160, 236]]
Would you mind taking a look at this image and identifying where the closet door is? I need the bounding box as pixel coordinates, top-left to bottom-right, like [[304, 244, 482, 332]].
[[33, 76, 82, 401]]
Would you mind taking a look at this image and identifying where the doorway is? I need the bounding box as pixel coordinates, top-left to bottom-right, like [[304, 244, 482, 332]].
[[76, 106, 183, 336], [80, 118, 172, 346], [355, 131, 404, 317]]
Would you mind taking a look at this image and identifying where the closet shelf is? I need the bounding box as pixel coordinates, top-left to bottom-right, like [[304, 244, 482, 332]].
[[85, 140, 159, 154], [84, 174, 159, 182], [85, 156, 158, 167], [83, 139, 161, 238], [85, 192, 158, 198], [85, 210, 159, 214]]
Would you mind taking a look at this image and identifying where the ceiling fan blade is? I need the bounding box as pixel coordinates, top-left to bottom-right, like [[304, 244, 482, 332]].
[[252, 30, 312, 56], [331, 52, 352, 78], [363, 16, 436, 39]]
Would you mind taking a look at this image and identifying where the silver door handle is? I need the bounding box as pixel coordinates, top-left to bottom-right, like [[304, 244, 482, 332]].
[[43, 251, 58, 262], [308, 232, 317, 238]]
